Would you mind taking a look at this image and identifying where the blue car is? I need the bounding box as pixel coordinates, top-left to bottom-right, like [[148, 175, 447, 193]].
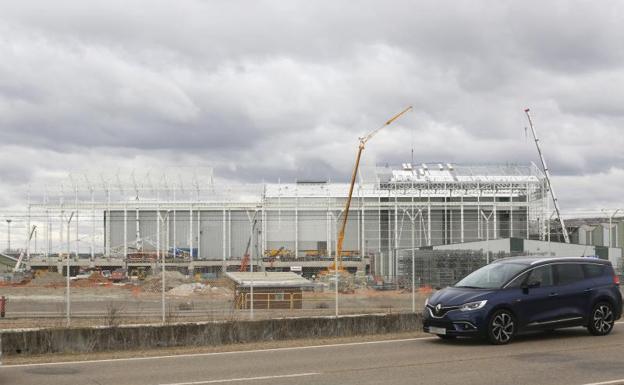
[[423, 257, 622, 344]]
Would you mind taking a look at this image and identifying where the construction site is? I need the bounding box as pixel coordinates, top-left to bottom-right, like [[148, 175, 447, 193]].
[[0, 108, 622, 328]]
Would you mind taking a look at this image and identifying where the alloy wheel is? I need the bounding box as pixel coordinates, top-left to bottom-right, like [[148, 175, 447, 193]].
[[490, 311, 514, 344], [592, 304, 614, 334]]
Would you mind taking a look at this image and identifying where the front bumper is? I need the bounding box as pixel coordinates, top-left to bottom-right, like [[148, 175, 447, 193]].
[[422, 306, 488, 337]]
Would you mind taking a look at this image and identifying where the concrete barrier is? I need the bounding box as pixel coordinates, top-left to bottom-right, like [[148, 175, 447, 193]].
[[0, 313, 421, 356]]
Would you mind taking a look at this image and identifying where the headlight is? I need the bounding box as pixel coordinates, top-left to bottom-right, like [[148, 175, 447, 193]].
[[459, 300, 487, 311]]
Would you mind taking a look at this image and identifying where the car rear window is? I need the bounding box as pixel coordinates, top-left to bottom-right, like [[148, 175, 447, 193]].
[[555, 264, 585, 285], [583, 264, 605, 279]]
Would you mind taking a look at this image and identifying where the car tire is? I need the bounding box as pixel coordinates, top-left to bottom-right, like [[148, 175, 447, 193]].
[[437, 334, 456, 340], [588, 302, 615, 336], [487, 309, 516, 345]]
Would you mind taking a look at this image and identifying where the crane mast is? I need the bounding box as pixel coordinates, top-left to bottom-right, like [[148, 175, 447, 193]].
[[329, 106, 413, 272], [524, 108, 570, 244]]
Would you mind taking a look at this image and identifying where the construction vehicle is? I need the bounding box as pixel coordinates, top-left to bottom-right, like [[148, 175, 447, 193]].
[[111, 268, 127, 282], [266, 246, 285, 269], [5, 225, 37, 284], [325, 106, 413, 275], [13, 225, 36, 274]]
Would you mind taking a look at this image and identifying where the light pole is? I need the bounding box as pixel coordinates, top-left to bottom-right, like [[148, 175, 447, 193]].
[[602, 209, 622, 248], [66, 212, 74, 327], [481, 210, 494, 264], [5, 219, 11, 252], [547, 210, 556, 256]]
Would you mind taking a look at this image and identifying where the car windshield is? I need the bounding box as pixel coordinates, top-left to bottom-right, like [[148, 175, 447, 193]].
[[454, 262, 528, 289]]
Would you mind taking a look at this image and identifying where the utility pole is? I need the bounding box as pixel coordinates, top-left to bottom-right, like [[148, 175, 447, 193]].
[[602, 209, 622, 248], [481, 210, 494, 264], [66, 212, 74, 327]]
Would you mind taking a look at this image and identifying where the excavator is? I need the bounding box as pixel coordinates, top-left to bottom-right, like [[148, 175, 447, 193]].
[[267, 246, 285, 269], [325, 106, 413, 279]]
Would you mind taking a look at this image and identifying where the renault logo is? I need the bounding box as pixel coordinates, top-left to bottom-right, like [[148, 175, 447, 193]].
[[435, 304, 442, 313]]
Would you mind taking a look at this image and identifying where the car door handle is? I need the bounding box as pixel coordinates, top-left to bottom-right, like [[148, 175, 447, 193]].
[[549, 292, 558, 297], [584, 288, 593, 293]]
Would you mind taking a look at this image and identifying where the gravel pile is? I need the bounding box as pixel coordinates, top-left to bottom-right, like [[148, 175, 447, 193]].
[[142, 271, 189, 293]]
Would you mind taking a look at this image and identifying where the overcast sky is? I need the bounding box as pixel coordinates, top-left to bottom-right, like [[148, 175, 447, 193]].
[[0, 0, 623, 215]]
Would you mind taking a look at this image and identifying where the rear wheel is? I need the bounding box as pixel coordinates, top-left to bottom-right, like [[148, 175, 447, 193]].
[[588, 302, 615, 336], [487, 310, 515, 345]]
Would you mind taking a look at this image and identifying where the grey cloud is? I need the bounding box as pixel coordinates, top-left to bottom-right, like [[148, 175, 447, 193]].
[[0, 0, 623, 211]]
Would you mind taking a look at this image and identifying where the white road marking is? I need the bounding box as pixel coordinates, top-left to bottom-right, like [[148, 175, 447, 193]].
[[158, 372, 320, 385], [0, 336, 436, 368], [579, 379, 624, 385]]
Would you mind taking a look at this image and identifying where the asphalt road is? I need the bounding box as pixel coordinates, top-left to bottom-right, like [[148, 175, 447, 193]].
[[2, 323, 624, 385]]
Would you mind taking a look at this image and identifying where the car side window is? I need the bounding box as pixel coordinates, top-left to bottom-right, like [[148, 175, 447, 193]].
[[527, 265, 554, 287], [583, 264, 605, 279], [506, 271, 529, 288], [555, 264, 585, 285]]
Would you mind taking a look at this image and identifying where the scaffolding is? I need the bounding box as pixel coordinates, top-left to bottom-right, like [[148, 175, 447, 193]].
[[9, 163, 547, 279]]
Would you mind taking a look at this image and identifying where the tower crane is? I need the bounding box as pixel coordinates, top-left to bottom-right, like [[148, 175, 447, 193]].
[[328, 106, 413, 273]]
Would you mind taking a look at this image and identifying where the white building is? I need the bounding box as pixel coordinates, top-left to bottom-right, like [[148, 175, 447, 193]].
[[28, 163, 549, 277]]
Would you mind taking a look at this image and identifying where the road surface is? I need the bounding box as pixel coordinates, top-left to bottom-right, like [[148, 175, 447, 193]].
[[2, 323, 624, 385]]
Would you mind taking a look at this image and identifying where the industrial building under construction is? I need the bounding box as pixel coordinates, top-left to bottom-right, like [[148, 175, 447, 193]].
[[21, 162, 552, 279]]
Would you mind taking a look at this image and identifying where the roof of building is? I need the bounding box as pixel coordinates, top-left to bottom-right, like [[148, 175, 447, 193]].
[[264, 163, 544, 198], [225, 272, 313, 288]]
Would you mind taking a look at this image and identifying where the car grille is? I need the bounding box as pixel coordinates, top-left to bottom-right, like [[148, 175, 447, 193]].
[[426, 304, 461, 318]]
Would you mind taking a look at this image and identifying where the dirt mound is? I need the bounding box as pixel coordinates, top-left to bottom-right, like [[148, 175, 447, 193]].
[[141, 271, 189, 293], [168, 283, 210, 296], [30, 272, 65, 286], [88, 272, 109, 284]]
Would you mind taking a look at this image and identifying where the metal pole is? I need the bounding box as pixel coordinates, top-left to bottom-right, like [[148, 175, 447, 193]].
[[5, 219, 11, 252], [27, 192, 31, 259], [66, 212, 74, 327], [189, 205, 193, 261], [486, 218, 489, 264], [124, 205, 128, 260], [248, 211, 255, 319], [158, 208, 164, 324], [91, 188, 95, 261], [75, 186, 79, 258], [173, 186, 177, 259], [411, 212, 415, 313], [602, 209, 622, 248]]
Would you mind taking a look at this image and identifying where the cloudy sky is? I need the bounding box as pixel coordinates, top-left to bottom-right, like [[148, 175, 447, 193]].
[[0, 0, 623, 215]]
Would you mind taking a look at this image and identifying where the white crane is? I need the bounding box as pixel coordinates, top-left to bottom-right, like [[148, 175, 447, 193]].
[[524, 108, 570, 244], [13, 225, 37, 273]]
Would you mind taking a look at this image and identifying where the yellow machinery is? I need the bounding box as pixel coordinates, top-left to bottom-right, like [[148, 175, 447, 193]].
[[327, 106, 413, 274]]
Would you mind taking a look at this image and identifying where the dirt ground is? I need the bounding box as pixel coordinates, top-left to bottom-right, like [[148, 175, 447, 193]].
[[0, 272, 429, 329]]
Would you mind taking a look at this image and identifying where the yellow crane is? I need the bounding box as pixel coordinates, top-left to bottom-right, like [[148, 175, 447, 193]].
[[328, 106, 413, 273]]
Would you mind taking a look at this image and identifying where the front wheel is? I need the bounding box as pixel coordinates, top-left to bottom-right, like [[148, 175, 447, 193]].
[[487, 309, 516, 345], [588, 302, 615, 336]]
